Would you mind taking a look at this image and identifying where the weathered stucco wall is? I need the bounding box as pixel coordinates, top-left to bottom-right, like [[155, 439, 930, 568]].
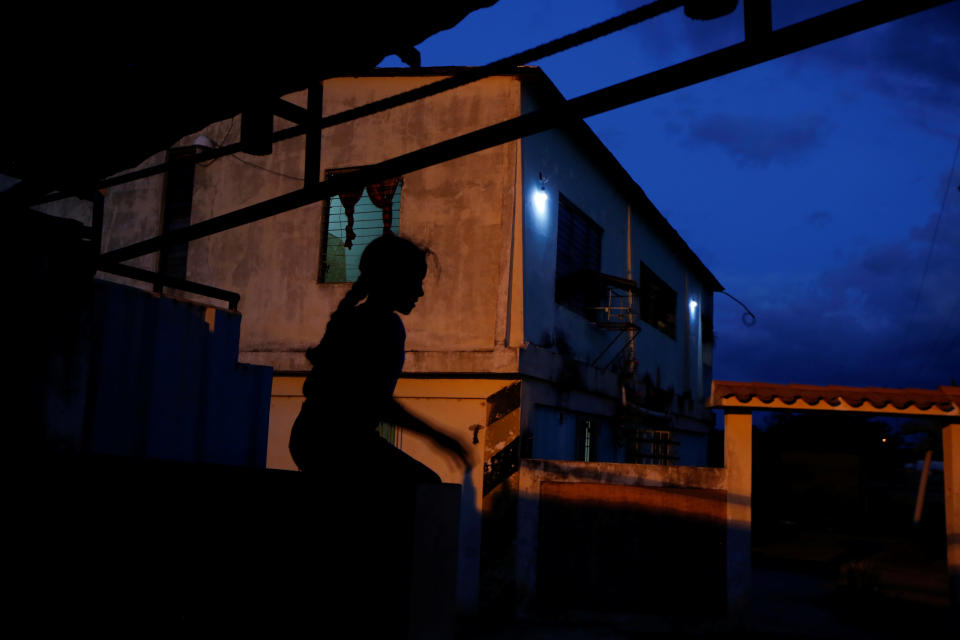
[[70, 74, 525, 374], [37, 155, 168, 283], [319, 75, 523, 373]]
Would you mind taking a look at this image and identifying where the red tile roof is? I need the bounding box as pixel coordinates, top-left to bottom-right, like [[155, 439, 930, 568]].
[[710, 381, 959, 413]]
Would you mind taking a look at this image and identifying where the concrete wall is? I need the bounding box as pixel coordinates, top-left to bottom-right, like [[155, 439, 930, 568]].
[[517, 82, 714, 465], [518, 84, 712, 406], [516, 458, 731, 615], [59, 74, 526, 376], [530, 406, 577, 461], [319, 75, 524, 375], [37, 156, 168, 284]]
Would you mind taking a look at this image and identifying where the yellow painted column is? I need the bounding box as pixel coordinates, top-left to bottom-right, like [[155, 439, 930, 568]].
[[944, 423, 960, 619], [725, 411, 752, 625]]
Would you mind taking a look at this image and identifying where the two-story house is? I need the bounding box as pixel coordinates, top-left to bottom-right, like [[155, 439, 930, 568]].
[[48, 66, 721, 612]]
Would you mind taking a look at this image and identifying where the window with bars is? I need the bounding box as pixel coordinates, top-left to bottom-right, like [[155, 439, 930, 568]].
[[624, 428, 677, 465], [555, 194, 603, 316], [376, 422, 402, 448], [575, 418, 595, 462], [319, 171, 402, 283], [638, 263, 677, 338]]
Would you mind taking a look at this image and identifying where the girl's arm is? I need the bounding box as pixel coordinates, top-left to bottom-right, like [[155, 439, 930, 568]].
[[382, 398, 473, 467]]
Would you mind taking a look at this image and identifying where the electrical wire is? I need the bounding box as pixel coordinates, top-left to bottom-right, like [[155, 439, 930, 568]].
[[896, 136, 960, 383], [916, 298, 960, 384], [718, 290, 756, 326], [229, 154, 303, 181], [197, 117, 237, 167]]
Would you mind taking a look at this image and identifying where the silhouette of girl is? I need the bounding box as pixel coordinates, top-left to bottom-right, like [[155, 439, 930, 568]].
[[289, 233, 469, 483]]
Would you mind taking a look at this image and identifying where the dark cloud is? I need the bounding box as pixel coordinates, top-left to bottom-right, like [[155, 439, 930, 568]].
[[796, 2, 960, 112], [682, 113, 827, 166], [715, 207, 960, 388]]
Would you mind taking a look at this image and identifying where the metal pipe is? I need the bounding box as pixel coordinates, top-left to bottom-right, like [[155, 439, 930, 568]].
[[303, 85, 323, 187]]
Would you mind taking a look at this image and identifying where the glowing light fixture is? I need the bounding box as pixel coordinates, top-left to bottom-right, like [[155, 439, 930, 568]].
[[533, 188, 548, 212], [689, 299, 698, 315], [533, 171, 549, 216]]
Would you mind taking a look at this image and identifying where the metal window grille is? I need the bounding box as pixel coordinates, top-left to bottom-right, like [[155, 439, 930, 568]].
[[321, 180, 402, 283], [555, 194, 603, 315], [576, 419, 594, 462], [376, 422, 402, 448], [624, 428, 678, 465], [643, 429, 673, 465], [639, 263, 677, 338]]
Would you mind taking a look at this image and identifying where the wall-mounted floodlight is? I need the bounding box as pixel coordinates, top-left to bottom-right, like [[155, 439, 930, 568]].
[[689, 299, 699, 316], [533, 171, 549, 217], [533, 188, 548, 213], [193, 135, 218, 149]]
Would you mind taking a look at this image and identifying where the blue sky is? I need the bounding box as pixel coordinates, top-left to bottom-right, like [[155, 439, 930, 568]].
[[382, 0, 960, 389]]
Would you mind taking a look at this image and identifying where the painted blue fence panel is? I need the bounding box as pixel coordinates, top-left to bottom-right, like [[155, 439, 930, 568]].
[[84, 280, 271, 467]]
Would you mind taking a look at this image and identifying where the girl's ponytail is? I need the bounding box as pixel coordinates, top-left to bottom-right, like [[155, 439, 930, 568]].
[[306, 275, 369, 364]]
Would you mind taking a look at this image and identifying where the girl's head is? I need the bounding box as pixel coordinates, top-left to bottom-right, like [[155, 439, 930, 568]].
[[309, 234, 430, 364], [358, 234, 429, 314], [329, 233, 430, 321]]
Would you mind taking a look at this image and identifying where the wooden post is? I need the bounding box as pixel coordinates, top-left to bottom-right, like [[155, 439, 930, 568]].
[[913, 449, 933, 525], [943, 424, 960, 620], [724, 411, 752, 625]]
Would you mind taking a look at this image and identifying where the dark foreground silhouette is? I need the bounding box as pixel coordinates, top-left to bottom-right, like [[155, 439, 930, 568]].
[[288, 233, 470, 634], [290, 232, 469, 480]]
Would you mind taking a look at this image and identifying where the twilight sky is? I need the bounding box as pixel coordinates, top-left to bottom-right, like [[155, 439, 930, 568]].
[[382, 0, 960, 390]]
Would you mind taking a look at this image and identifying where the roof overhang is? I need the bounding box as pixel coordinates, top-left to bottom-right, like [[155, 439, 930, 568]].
[[709, 381, 960, 418]]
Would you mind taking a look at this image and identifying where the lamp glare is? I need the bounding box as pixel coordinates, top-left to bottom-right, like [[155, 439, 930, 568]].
[[533, 188, 548, 213]]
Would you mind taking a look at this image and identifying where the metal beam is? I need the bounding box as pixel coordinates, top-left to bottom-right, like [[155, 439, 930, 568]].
[[99, 263, 242, 310], [274, 99, 311, 126], [316, 0, 684, 131], [30, 126, 307, 205], [98, 0, 953, 266], [743, 0, 772, 41], [31, 0, 686, 205], [303, 87, 323, 186], [89, 191, 104, 256]]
